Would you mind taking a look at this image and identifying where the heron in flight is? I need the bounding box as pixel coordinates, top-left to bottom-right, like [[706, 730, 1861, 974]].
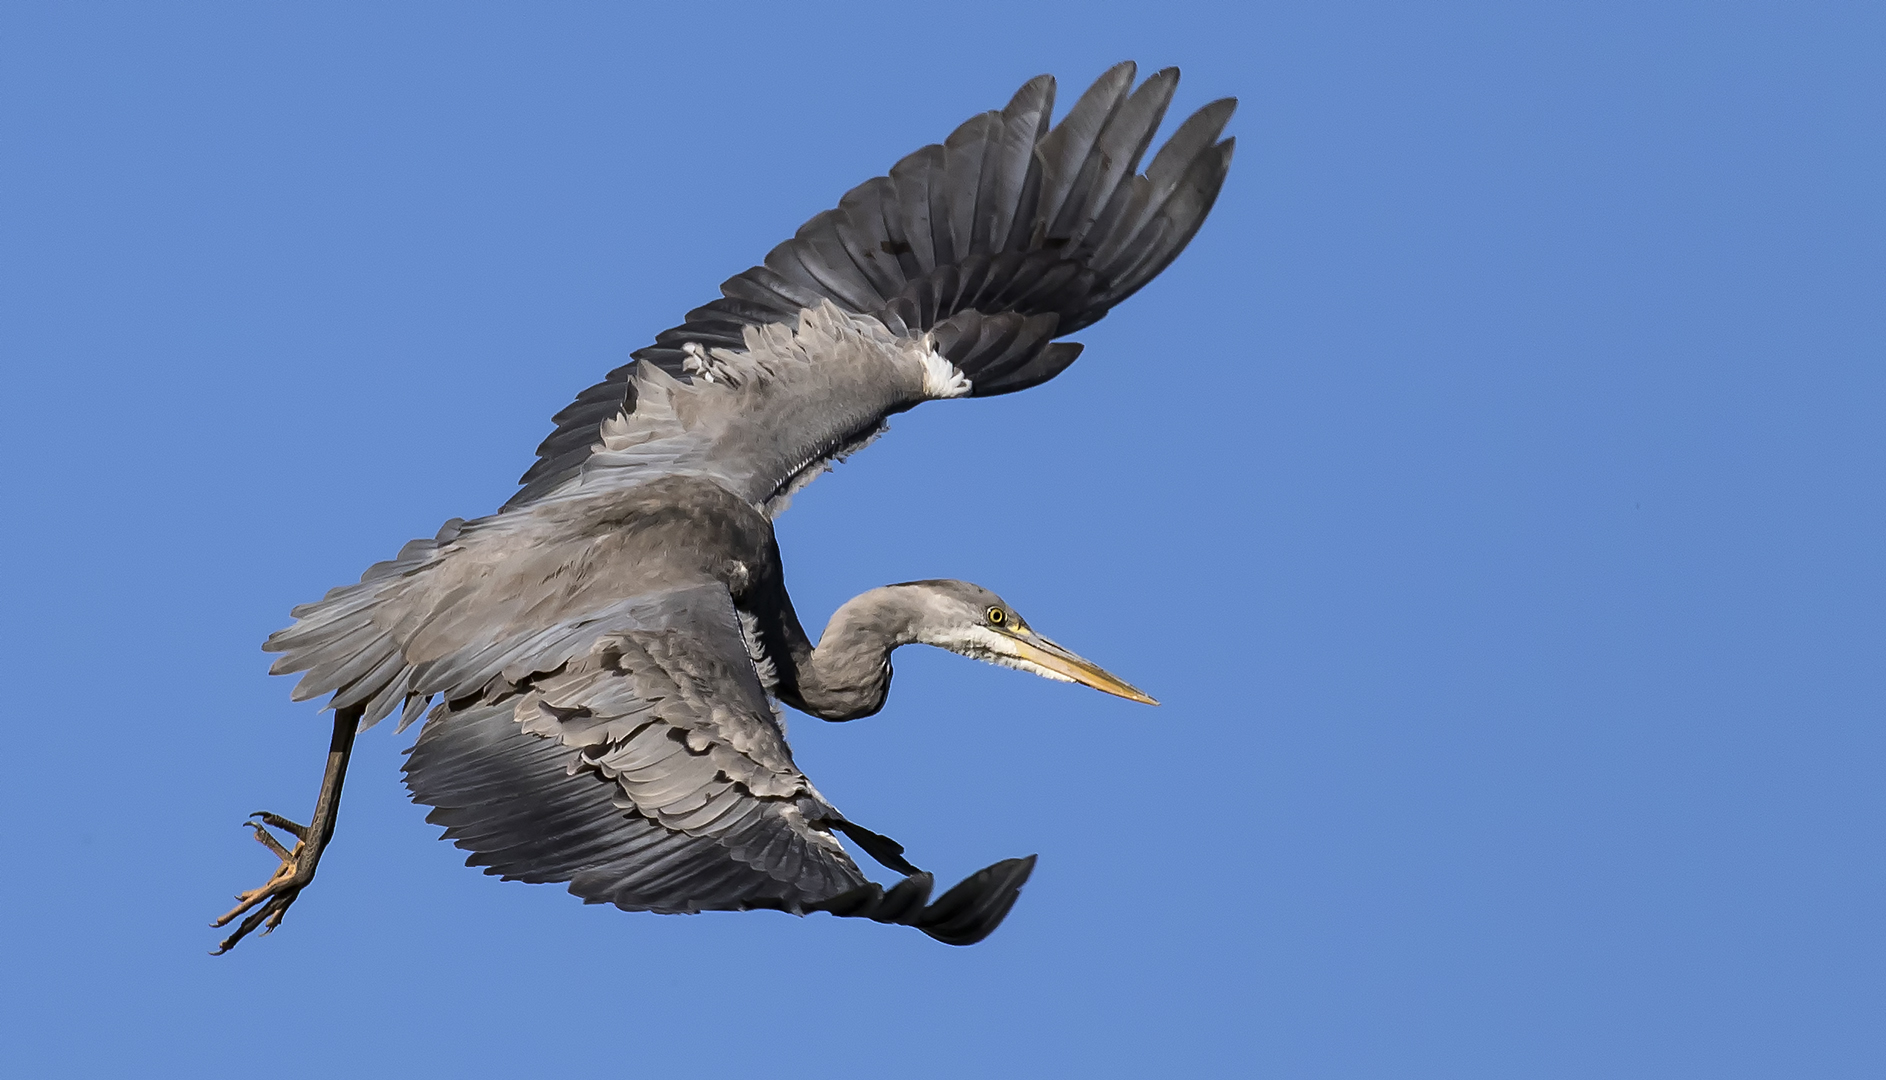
[[214, 62, 1234, 952]]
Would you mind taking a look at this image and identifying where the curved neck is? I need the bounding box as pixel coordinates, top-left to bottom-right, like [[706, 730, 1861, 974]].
[[771, 585, 932, 721]]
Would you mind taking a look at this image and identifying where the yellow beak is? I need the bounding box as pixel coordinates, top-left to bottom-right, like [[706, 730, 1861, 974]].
[[998, 628, 1159, 706]]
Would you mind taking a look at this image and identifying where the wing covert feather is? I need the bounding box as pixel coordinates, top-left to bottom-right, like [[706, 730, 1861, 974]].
[[403, 584, 872, 914]]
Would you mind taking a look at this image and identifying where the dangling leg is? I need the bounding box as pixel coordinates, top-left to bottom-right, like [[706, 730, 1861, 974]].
[[211, 705, 362, 954]]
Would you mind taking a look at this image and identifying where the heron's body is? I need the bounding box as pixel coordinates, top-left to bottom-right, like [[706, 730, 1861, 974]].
[[214, 62, 1234, 951]]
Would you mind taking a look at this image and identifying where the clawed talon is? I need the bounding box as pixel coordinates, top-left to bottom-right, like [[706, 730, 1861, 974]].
[[244, 819, 298, 862], [210, 812, 311, 954], [250, 811, 309, 841], [210, 707, 361, 956]]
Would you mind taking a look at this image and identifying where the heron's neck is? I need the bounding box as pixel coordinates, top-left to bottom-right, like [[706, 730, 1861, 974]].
[[773, 585, 930, 721]]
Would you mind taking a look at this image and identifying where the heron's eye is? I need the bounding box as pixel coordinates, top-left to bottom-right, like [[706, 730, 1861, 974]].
[[986, 607, 1006, 626]]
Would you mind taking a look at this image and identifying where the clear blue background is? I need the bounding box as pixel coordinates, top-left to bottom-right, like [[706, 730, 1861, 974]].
[[2, 3, 1880, 1077]]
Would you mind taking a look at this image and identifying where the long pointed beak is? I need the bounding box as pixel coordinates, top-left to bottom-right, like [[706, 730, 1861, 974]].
[[1000, 629, 1159, 706]]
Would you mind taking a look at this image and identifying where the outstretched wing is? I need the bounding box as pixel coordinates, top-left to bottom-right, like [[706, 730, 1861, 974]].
[[510, 62, 1235, 507], [402, 582, 878, 913]]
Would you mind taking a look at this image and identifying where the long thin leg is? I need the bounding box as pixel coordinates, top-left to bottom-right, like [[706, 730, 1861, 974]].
[[211, 705, 362, 954]]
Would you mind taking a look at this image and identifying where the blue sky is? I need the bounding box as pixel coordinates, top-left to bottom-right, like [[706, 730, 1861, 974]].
[[2, 3, 1881, 1077]]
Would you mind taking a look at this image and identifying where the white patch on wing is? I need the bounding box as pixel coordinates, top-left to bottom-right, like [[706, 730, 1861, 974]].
[[917, 345, 973, 399]]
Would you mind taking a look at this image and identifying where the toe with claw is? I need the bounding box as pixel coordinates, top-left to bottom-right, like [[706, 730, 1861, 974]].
[[210, 812, 311, 954]]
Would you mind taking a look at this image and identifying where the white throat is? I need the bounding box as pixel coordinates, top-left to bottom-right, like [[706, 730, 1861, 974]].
[[923, 625, 1076, 684]]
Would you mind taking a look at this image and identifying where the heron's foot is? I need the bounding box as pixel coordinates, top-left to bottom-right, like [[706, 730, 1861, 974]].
[[809, 854, 1037, 946], [209, 812, 311, 954]]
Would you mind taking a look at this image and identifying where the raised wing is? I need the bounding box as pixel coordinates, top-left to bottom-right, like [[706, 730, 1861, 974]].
[[511, 62, 1235, 507], [402, 582, 875, 914]]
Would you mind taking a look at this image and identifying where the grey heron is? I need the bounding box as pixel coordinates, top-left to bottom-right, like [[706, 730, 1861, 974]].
[[213, 62, 1234, 952]]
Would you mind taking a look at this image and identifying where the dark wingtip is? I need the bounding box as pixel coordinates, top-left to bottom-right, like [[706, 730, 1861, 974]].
[[806, 881, 884, 919], [868, 872, 936, 925], [805, 855, 1038, 945], [917, 855, 1038, 946]]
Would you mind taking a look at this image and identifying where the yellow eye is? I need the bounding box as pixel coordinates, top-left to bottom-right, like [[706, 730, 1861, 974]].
[[986, 607, 1006, 625]]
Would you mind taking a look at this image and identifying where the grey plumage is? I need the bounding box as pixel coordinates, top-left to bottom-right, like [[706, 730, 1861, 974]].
[[405, 586, 868, 914], [226, 64, 1230, 951]]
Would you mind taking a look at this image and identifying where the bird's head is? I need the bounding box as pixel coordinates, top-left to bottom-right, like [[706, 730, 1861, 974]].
[[889, 579, 1158, 705]]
